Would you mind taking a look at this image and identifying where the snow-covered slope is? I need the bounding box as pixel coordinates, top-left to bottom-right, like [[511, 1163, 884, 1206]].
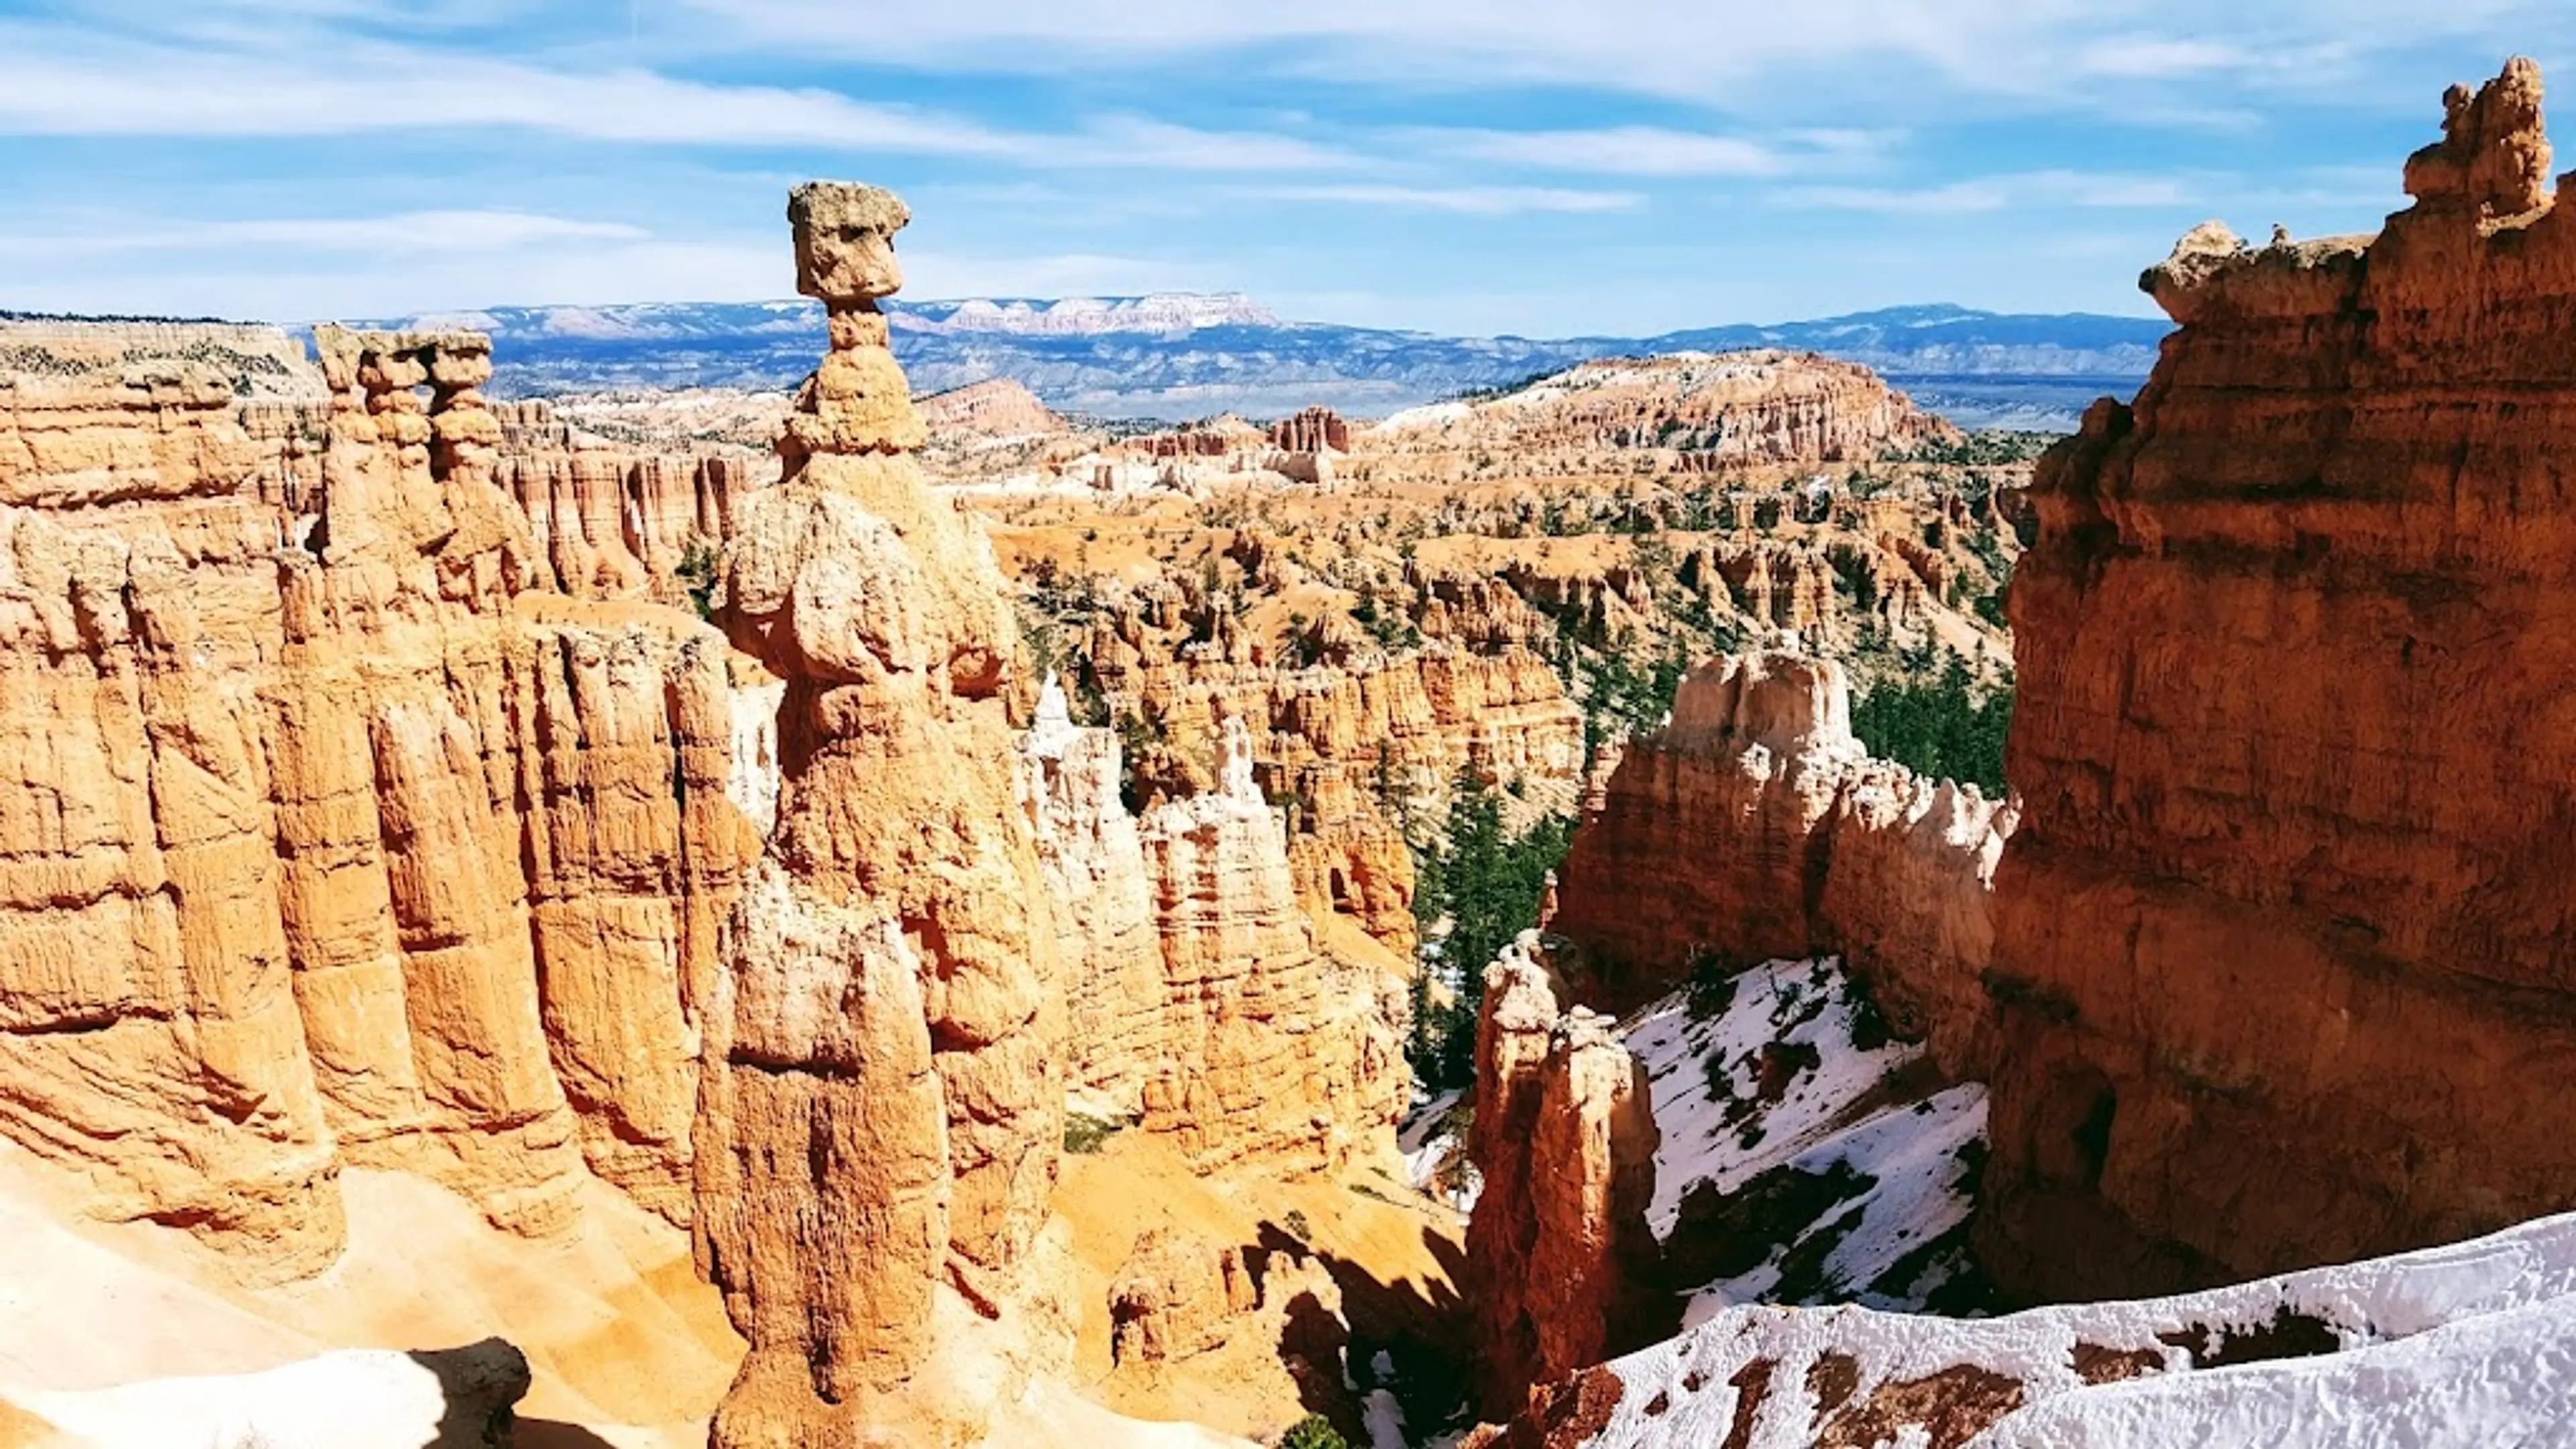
[[1503, 1205, 2576, 1448], [1630, 959, 1988, 1323]]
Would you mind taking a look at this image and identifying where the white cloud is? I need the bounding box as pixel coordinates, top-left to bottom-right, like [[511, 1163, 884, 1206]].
[[667, 0, 2561, 111], [4, 211, 653, 256], [1427, 127, 1788, 177], [0, 21, 1359, 172], [1776, 170, 2201, 214], [2072, 35, 2253, 78], [1250, 184, 1643, 215]]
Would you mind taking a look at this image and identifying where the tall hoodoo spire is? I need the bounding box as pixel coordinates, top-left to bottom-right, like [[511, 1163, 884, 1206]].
[[691, 182, 1071, 1448]]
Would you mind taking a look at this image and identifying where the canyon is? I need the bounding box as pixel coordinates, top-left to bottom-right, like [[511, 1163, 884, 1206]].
[[7, 49, 2576, 1449], [1459, 54, 2576, 1449]]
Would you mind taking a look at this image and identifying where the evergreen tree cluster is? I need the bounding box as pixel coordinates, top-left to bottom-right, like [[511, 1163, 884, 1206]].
[[1408, 771, 1576, 1088], [1848, 650, 2012, 794]]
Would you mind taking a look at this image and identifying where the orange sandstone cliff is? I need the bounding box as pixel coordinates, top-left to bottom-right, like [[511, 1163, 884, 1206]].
[[1987, 57, 2576, 1297], [1020, 678, 1404, 1169], [0, 321, 761, 1277]]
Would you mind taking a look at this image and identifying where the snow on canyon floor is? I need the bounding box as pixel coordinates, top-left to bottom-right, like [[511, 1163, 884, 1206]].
[[1558, 1210, 2576, 1448], [1405, 955, 1992, 1329], [1631, 957, 1990, 1324]]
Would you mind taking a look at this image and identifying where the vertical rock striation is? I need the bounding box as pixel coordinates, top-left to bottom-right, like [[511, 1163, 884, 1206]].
[[0, 322, 760, 1276], [691, 182, 1071, 1448], [1465, 941, 1662, 1417], [1988, 57, 2576, 1296]]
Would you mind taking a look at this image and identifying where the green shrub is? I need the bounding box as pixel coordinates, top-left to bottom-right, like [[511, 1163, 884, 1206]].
[[1063, 1113, 1124, 1155], [1279, 1415, 1350, 1449]]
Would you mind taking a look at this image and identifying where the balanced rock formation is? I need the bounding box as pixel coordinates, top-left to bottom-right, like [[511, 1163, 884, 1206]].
[[1549, 653, 2012, 1077], [0, 321, 759, 1277], [690, 182, 1072, 1448], [1466, 940, 1662, 1417], [1020, 676, 1405, 1168], [1986, 56, 2576, 1297]]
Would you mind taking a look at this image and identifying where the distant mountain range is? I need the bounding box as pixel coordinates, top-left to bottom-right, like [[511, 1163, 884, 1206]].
[[344, 294, 2169, 430]]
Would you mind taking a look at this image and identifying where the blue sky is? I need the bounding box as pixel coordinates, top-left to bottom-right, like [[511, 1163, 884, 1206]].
[[2, 1, 2569, 335]]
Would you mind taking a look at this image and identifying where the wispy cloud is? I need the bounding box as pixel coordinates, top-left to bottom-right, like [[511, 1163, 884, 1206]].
[[1425, 127, 1790, 177], [1776, 170, 2202, 215], [37, 211, 651, 255], [1251, 184, 1643, 215], [0, 19, 1358, 173]]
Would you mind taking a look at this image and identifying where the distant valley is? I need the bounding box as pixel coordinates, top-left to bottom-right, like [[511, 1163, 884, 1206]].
[[339, 292, 2165, 429]]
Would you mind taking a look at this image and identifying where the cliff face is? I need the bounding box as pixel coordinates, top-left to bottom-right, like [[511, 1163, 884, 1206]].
[[1091, 619, 1588, 956], [1987, 57, 2576, 1296], [690, 182, 1073, 1448], [494, 411, 761, 606], [1464, 941, 1662, 1417], [0, 325, 761, 1277], [1549, 653, 2011, 1077]]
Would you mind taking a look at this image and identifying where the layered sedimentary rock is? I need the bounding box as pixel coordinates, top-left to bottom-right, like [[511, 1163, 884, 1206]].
[[1549, 653, 2011, 1077], [0, 323, 759, 1276], [690, 182, 1072, 1448], [1366, 352, 1958, 476], [494, 417, 760, 605], [1466, 941, 1662, 1417], [1986, 58, 2576, 1297], [1019, 675, 1167, 1111], [915, 377, 1061, 439], [1267, 406, 1350, 454], [1134, 714, 1405, 1169], [1090, 603, 1587, 955]]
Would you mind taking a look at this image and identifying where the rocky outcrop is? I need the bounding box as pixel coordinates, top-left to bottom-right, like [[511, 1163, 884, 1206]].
[[1090, 611, 1587, 955], [1107, 1228, 1260, 1366], [1019, 678, 1403, 1167], [1466, 941, 1662, 1417], [916, 377, 1061, 439], [0, 323, 759, 1277], [1268, 407, 1350, 454], [496, 435, 758, 605], [1548, 653, 2011, 1077], [1135, 715, 1405, 1170], [1366, 352, 1958, 475], [690, 181, 1072, 1448], [1985, 58, 2576, 1298]]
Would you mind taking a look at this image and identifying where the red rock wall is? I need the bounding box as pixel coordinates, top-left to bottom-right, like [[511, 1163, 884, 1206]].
[[1986, 58, 2576, 1296]]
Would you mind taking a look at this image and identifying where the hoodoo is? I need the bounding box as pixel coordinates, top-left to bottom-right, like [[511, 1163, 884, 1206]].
[[1990, 56, 2576, 1296], [690, 182, 1072, 1446]]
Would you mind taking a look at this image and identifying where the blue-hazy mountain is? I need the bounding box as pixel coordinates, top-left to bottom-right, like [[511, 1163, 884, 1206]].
[[345, 294, 2167, 430]]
